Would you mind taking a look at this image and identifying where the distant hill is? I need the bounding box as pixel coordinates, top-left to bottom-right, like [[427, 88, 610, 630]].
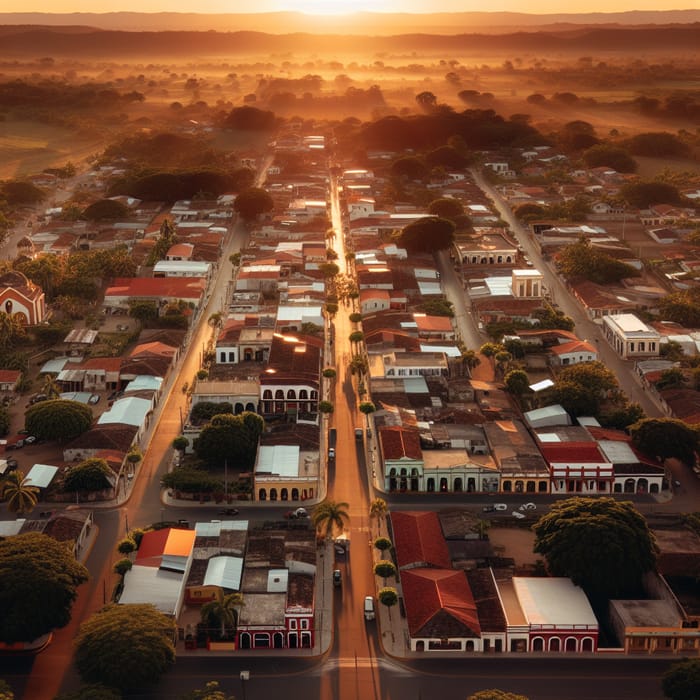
[[0, 10, 699, 35], [0, 24, 698, 58]]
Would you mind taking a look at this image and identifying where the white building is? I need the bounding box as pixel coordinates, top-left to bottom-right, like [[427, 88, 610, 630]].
[[602, 314, 660, 360]]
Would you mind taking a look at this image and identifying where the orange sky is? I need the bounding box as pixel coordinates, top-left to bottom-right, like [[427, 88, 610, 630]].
[[1, 1, 690, 14]]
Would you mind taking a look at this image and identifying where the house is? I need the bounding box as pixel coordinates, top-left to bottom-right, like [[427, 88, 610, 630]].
[[153, 260, 211, 279], [237, 527, 316, 650], [413, 314, 455, 341], [0, 369, 20, 392], [359, 288, 391, 314], [254, 444, 319, 503], [119, 527, 196, 616], [602, 314, 660, 360], [0, 270, 46, 325], [369, 351, 449, 380], [104, 277, 206, 314], [259, 333, 322, 419], [549, 340, 598, 366], [379, 427, 424, 493], [455, 233, 518, 266], [216, 323, 274, 365]]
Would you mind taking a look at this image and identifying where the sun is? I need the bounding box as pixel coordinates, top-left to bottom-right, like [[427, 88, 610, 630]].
[[288, 0, 379, 14]]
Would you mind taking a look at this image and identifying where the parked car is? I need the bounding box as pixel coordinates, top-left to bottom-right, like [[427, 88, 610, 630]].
[[354, 428, 363, 440], [328, 447, 335, 460], [333, 569, 342, 587], [285, 507, 309, 520], [519, 502, 537, 511], [23, 436, 37, 445], [482, 505, 495, 513], [364, 596, 375, 621], [673, 480, 682, 488], [218, 508, 239, 516], [88, 394, 101, 405], [512, 511, 526, 519], [494, 503, 508, 511]]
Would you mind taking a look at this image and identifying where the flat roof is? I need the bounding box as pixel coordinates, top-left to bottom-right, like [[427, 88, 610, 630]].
[[119, 564, 185, 616], [513, 577, 598, 626], [203, 555, 243, 591], [256, 445, 300, 477], [26, 464, 59, 489]]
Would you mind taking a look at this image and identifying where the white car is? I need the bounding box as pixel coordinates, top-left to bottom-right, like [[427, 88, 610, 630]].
[[512, 511, 526, 519], [494, 503, 508, 511], [519, 502, 537, 511]]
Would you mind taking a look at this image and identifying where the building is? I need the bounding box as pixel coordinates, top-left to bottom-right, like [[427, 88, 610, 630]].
[[254, 444, 319, 503], [602, 314, 660, 360], [0, 270, 46, 325]]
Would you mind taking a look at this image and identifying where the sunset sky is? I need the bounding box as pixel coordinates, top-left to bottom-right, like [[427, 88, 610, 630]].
[[1, 0, 690, 15]]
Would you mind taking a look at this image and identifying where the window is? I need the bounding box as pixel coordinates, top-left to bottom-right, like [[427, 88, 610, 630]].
[[289, 619, 297, 630], [300, 619, 309, 630]]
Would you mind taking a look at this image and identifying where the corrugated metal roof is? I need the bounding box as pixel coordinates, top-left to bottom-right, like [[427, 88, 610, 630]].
[[25, 464, 59, 488], [203, 555, 243, 590]]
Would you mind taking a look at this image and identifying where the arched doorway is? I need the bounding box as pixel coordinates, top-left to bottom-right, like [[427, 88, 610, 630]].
[[270, 488, 278, 501], [239, 633, 251, 649], [581, 637, 594, 652], [288, 633, 298, 648], [532, 637, 544, 651], [549, 637, 561, 652], [453, 478, 463, 492], [291, 488, 299, 500], [281, 488, 288, 501], [258, 488, 267, 501], [273, 633, 284, 649], [565, 637, 577, 651], [235, 402, 244, 414], [624, 478, 635, 493]]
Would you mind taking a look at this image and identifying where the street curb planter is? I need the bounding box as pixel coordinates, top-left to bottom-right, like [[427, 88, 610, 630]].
[[207, 640, 236, 651]]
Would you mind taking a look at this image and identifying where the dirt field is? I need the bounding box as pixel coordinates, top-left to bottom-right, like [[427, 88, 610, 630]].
[[489, 526, 539, 567]]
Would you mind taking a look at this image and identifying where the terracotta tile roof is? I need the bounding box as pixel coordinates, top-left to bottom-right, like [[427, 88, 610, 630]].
[[130, 341, 177, 358], [78, 357, 122, 371], [379, 427, 423, 461], [550, 340, 597, 356], [391, 511, 450, 570], [261, 332, 322, 384], [413, 314, 453, 332], [402, 568, 481, 638], [65, 423, 138, 452], [0, 369, 21, 383], [540, 442, 605, 463], [105, 277, 205, 299]]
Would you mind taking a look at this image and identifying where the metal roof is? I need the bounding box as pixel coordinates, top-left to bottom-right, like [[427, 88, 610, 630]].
[[203, 555, 243, 591]]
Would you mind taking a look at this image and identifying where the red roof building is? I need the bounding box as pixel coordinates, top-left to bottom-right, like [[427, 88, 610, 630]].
[[391, 511, 450, 570]]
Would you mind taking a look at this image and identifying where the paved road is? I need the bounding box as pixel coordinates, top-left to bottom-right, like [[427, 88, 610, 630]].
[[470, 169, 663, 421]]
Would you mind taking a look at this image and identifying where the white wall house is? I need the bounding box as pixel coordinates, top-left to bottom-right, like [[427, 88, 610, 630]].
[[602, 314, 660, 360]]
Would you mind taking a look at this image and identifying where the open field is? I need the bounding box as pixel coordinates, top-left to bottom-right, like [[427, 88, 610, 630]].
[[0, 118, 106, 179]]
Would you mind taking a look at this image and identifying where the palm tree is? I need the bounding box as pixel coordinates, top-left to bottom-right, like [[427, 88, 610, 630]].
[[1, 470, 39, 514], [201, 591, 244, 640], [369, 498, 388, 534], [41, 373, 61, 399], [312, 500, 350, 541]]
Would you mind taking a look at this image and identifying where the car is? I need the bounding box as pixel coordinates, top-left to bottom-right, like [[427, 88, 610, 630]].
[[285, 507, 309, 520], [88, 394, 101, 405], [512, 511, 526, 519], [364, 596, 375, 621], [328, 447, 335, 460], [354, 428, 363, 440], [482, 505, 495, 513], [333, 569, 342, 587], [494, 503, 508, 511], [218, 508, 239, 516], [519, 502, 537, 511], [23, 436, 37, 445], [673, 480, 682, 488]]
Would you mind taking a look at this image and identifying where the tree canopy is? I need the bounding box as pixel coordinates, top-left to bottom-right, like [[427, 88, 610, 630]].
[[397, 216, 455, 254], [662, 658, 700, 700], [0, 180, 45, 205], [620, 181, 684, 208], [312, 500, 350, 540], [557, 237, 639, 284], [427, 197, 465, 221], [81, 199, 130, 221], [1, 470, 39, 514], [629, 417, 699, 467], [0, 532, 89, 643], [25, 399, 93, 442], [234, 187, 274, 221], [582, 144, 637, 173], [63, 458, 113, 494], [75, 604, 176, 691], [193, 411, 264, 468], [533, 497, 658, 598]]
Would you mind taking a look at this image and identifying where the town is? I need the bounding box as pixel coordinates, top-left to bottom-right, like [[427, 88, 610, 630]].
[[1, 21, 700, 700]]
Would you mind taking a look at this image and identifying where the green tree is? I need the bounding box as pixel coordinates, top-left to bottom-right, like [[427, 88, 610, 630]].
[[397, 216, 455, 254], [620, 181, 684, 208], [479, 342, 503, 359], [1, 470, 39, 514], [552, 380, 600, 417], [0, 682, 14, 700], [582, 144, 637, 173], [172, 436, 189, 453], [75, 604, 176, 692], [0, 312, 26, 351], [378, 586, 399, 614], [558, 361, 619, 395], [630, 418, 699, 466], [117, 537, 137, 556], [533, 497, 658, 598], [504, 369, 530, 396], [25, 399, 92, 442], [369, 497, 388, 533], [200, 591, 244, 641], [319, 262, 340, 278], [41, 373, 61, 399], [193, 412, 261, 468], [181, 681, 236, 700], [0, 180, 45, 205], [468, 692, 529, 700], [0, 532, 89, 643], [63, 458, 113, 494], [190, 401, 233, 423], [359, 401, 376, 416], [374, 536, 392, 557], [557, 237, 639, 284], [312, 500, 350, 540], [234, 187, 273, 221], [318, 401, 334, 414], [146, 218, 177, 266], [374, 561, 397, 579], [82, 199, 130, 221], [598, 402, 645, 431], [663, 658, 700, 700], [349, 312, 362, 323], [390, 156, 428, 181], [128, 299, 159, 323], [428, 197, 465, 221], [55, 684, 122, 700], [161, 468, 222, 494], [322, 368, 337, 379]]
